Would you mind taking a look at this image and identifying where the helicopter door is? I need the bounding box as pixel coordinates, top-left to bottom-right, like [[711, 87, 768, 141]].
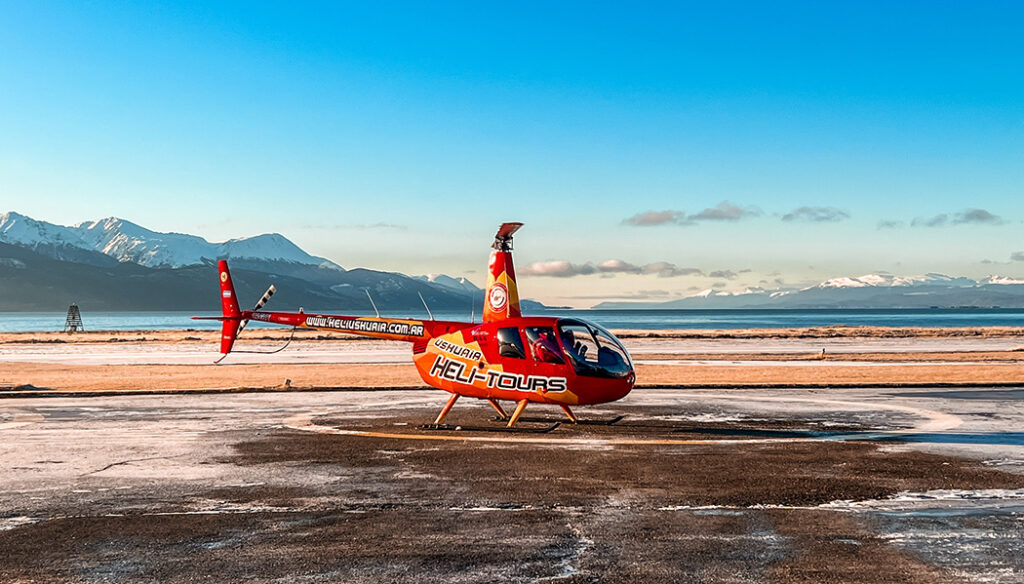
[[524, 325, 569, 393], [495, 326, 527, 360]]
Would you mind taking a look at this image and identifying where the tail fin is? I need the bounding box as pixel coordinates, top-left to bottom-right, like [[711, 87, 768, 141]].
[[218, 260, 241, 354], [483, 222, 523, 323]]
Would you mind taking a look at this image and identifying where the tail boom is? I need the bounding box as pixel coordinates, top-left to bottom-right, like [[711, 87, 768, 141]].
[[248, 310, 462, 342], [194, 260, 470, 359]]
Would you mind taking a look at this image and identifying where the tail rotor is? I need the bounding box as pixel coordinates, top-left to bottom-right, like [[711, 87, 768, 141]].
[[192, 261, 292, 362], [237, 284, 276, 335]]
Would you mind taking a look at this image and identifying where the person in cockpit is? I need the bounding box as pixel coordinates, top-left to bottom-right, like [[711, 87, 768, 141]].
[[526, 327, 564, 364], [560, 328, 587, 361]]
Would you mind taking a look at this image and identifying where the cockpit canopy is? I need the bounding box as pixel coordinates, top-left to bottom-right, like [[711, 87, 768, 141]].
[[556, 318, 633, 379], [486, 318, 633, 379]]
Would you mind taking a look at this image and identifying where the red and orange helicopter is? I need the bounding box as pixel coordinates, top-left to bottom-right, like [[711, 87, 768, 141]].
[[196, 223, 635, 428]]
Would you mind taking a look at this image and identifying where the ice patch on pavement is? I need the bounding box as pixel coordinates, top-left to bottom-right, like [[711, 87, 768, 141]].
[[659, 489, 1024, 514], [181, 500, 315, 515], [658, 413, 747, 423], [538, 523, 593, 582], [949, 568, 1020, 584], [659, 504, 819, 512], [692, 509, 747, 516], [392, 470, 437, 480], [449, 505, 534, 512], [822, 489, 1024, 510], [983, 458, 1023, 468], [0, 516, 43, 531]]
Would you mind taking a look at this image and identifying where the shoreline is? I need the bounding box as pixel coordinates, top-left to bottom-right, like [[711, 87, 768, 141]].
[[3, 324, 1024, 345]]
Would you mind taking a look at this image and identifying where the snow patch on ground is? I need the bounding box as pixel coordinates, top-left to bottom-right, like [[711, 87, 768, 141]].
[[657, 413, 747, 423], [0, 516, 43, 531], [659, 490, 1024, 514], [822, 489, 1024, 510]]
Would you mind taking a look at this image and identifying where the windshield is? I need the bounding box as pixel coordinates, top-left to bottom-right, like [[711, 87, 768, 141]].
[[556, 319, 633, 378]]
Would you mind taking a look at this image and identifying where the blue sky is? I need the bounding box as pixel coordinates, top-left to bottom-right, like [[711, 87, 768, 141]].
[[2, 2, 1022, 305]]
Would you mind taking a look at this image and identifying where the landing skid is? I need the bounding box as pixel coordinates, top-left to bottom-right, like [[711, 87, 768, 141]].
[[491, 415, 625, 426], [419, 422, 562, 434]]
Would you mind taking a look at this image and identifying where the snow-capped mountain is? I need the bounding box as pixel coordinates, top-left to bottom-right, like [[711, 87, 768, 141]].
[[0, 212, 342, 269], [0, 211, 86, 247], [981, 275, 1024, 285], [596, 272, 1024, 309], [816, 273, 977, 289], [0, 212, 119, 267], [413, 273, 481, 294]]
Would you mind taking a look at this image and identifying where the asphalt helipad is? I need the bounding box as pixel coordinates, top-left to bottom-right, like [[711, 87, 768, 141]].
[[1, 387, 1022, 583]]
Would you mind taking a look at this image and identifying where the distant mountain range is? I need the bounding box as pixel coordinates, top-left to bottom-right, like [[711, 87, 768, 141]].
[[0, 211, 544, 313], [7, 211, 1023, 312], [596, 273, 1024, 309]]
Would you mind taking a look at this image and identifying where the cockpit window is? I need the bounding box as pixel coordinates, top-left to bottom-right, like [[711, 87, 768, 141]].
[[558, 323, 599, 365], [592, 328, 632, 377], [525, 326, 565, 364], [496, 326, 526, 359], [557, 319, 632, 378]]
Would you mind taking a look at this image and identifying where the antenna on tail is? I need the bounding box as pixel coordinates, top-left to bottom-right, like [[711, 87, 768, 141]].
[[418, 292, 434, 320], [365, 289, 381, 318]]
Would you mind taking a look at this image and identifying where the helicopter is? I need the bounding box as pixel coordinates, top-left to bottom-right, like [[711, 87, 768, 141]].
[[195, 223, 635, 428]]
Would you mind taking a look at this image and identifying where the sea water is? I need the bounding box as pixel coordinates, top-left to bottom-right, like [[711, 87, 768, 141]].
[[3, 308, 1024, 333]]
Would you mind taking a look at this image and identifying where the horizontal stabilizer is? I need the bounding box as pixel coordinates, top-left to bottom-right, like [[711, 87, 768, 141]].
[[492, 222, 523, 250]]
